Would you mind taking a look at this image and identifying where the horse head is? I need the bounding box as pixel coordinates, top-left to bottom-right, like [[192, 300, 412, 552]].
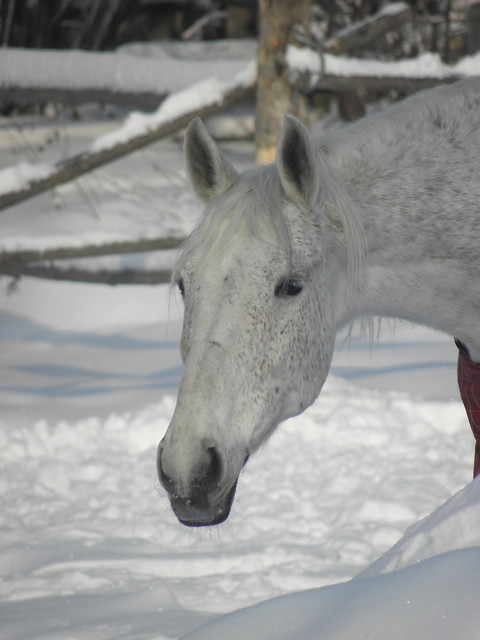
[[157, 116, 348, 526]]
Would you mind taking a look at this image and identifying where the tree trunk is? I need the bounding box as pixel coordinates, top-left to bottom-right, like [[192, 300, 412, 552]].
[[255, 0, 311, 164], [467, 2, 480, 54]]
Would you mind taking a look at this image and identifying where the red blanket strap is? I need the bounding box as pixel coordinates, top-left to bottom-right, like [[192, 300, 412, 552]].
[[456, 340, 480, 477]]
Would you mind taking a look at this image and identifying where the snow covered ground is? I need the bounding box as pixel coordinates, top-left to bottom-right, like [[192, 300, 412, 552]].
[[0, 271, 476, 640], [0, 88, 479, 638]]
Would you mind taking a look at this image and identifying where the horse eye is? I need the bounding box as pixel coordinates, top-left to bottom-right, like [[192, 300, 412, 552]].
[[274, 278, 304, 297], [177, 278, 185, 297]]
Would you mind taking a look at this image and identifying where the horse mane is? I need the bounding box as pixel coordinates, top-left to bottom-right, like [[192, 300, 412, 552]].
[[314, 149, 367, 299]]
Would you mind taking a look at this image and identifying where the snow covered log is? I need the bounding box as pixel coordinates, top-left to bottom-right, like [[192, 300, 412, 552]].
[[0, 64, 255, 213], [0, 47, 252, 111], [287, 48, 480, 94]]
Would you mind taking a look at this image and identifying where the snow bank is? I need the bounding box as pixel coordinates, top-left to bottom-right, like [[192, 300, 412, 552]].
[[0, 343, 472, 638], [0, 269, 473, 639], [183, 549, 480, 640], [183, 480, 480, 640], [359, 475, 480, 577]]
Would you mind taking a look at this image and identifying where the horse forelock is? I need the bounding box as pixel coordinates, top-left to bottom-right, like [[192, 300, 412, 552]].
[[173, 165, 294, 280]]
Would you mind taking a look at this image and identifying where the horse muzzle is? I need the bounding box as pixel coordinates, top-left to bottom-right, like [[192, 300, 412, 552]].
[[168, 481, 239, 527], [157, 441, 245, 527]]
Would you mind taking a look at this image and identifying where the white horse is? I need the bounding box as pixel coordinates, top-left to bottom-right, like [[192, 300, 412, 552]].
[[157, 77, 480, 526]]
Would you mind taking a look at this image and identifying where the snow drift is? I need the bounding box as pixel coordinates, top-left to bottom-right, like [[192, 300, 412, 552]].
[[183, 479, 480, 639], [0, 276, 473, 639]]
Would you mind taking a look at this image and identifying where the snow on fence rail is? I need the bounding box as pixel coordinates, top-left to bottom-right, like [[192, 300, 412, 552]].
[[0, 47, 252, 110], [0, 55, 256, 284], [2, 49, 479, 217], [0, 46, 480, 216], [0, 65, 256, 214], [288, 49, 480, 94]]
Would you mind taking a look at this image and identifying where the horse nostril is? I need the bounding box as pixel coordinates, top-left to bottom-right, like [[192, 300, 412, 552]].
[[205, 445, 224, 489], [157, 441, 227, 501]]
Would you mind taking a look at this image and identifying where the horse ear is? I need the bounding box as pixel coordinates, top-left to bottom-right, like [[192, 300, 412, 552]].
[[276, 114, 318, 207], [184, 117, 238, 202]]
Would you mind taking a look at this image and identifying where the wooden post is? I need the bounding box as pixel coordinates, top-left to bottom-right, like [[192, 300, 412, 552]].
[[255, 0, 311, 164], [467, 1, 480, 54]]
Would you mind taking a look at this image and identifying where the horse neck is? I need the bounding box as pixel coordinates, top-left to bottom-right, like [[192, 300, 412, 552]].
[[328, 132, 479, 337]]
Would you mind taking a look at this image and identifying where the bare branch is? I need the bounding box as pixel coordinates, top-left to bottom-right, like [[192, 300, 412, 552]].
[[309, 73, 461, 94], [324, 3, 412, 54], [0, 263, 173, 286], [2, 86, 167, 111]]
